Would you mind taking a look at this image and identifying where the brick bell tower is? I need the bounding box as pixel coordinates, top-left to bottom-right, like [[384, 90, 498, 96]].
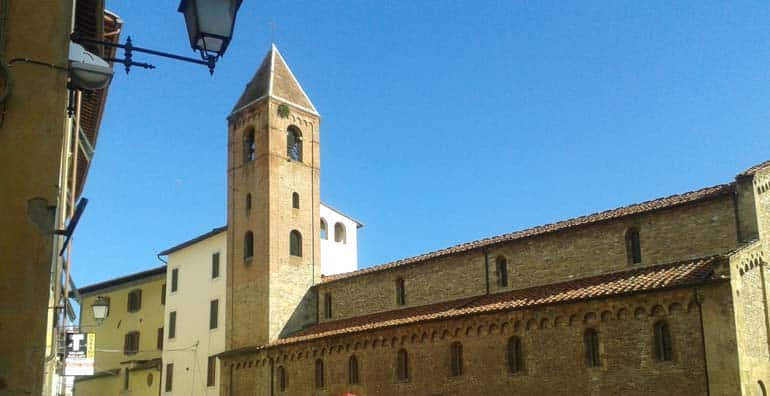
[[225, 44, 321, 350]]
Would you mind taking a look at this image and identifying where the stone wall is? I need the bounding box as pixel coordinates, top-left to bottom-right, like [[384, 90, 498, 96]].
[[222, 288, 712, 396], [319, 195, 739, 323]]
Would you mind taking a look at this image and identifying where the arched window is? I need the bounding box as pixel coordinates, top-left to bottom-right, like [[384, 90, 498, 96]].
[[287, 126, 302, 161], [496, 256, 508, 287], [245, 193, 252, 212], [584, 328, 601, 367], [320, 219, 328, 240], [348, 355, 359, 385], [626, 228, 642, 264], [292, 192, 299, 209], [243, 128, 255, 163], [653, 320, 673, 361], [450, 342, 463, 376], [395, 278, 406, 306], [323, 293, 332, 319], [334, 222, 346, 243], [290, 230, 302, 257], [396, 349, 409, 382], [277, 365, 287, 392], [507, 336, 523, 373], [244, 231, 254, 259], [314, 359, 324, 389]]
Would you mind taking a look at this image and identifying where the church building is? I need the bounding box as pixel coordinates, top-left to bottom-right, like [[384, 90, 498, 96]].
[[212, 44, 770, 396]]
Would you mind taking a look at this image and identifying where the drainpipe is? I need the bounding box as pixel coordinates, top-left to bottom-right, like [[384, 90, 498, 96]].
[[695, 288, 711, 396]]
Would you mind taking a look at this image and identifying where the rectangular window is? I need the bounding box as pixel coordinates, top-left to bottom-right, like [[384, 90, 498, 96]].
[[396, 278, 406, 306], [157, 327, 164, 350], [124, 332, 139, 355], [127, 289, 142, 312], [169, 311, 177, 339], [323, 293, 332, 319], [165, 363, 173, 392], [210, 300, 219, 330], [207, 356, 217, 387], [161, 284, 166, 305], [212, 252, 220, 278], [171, 268, 179, 292]]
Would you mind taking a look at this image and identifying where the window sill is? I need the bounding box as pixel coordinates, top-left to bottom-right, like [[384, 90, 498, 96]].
[[244, 256, 253, 265]]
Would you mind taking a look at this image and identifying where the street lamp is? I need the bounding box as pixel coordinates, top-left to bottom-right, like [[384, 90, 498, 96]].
[[179, 0, 243, 61], [91, 296, 110, 322], [72, 1, 243, 75]]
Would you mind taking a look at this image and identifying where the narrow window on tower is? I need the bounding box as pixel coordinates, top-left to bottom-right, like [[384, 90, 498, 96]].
[[320, 218, 328, 240], [244, 231, 254, 260], [653, 320, 673, 361], [323, 293, 332, 319], [287, 126, 302, 161], [396, 349, 409, 382], [507, 336, 523, 373], [315, 359, 324, 389], [626, 228, 642, 265], [348, 355, 359, 385], [396, 278, 406, 306], [496, 256, 509, 287], [244, 128, 255, 163], [290, 230, 302, 257], [245, 193, 252, 212], [334, 222, 347, 243], [450, 342, 463, 376], [292, 192, 300, 209], [584, 328, 601, 367]]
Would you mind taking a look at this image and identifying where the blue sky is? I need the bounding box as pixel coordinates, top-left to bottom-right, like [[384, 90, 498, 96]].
[[72, 1, 770, 287]]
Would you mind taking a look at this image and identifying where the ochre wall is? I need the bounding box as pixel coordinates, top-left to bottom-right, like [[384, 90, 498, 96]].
[[0, 1, 74, 393], [79, 274, 166, 372], [222, 288, 712, 396], [319, 195, 739, 323]]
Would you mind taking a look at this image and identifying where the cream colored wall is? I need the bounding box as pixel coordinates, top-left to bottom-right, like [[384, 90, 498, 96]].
[[80, 274, 166, 372], [320, 204, 359, 276], [162, 231, 227, 396]]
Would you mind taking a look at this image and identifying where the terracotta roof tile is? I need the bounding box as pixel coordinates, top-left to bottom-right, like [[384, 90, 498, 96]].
[[273, 256, 722, 347], [322, 184, 732, 283], [737, 160, 770, 177]]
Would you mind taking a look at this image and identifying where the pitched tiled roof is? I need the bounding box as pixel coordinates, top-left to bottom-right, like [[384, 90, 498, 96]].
[[322, 184, 733, 283], [737, 160, 770, 177], [231, 44, 318, 115], [271, 256, 722, 347]]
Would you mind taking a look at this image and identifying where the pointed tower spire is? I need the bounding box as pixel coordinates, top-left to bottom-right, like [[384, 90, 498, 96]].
[[231, 45, 318, 115]]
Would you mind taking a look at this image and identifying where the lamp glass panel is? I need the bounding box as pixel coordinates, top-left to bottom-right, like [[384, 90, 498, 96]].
[[195, 0, 236, 39], [92, 305, 109, 320]]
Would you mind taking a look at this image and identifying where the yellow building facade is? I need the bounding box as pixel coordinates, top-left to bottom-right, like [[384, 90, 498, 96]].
[[74, 267, 166, 396]]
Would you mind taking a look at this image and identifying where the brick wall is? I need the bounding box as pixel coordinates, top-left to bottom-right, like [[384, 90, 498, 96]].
[[221, 288, 709, 396], [319, 195, 739, 322]]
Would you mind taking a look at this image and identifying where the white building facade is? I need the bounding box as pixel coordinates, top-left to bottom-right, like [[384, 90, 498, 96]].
[[160, 227, 227, 396], [320, 203, 362, 276], [157, 205, 359, 395]]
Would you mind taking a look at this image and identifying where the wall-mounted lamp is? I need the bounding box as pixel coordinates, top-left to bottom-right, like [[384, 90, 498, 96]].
[[91, 296, 110, 323]]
